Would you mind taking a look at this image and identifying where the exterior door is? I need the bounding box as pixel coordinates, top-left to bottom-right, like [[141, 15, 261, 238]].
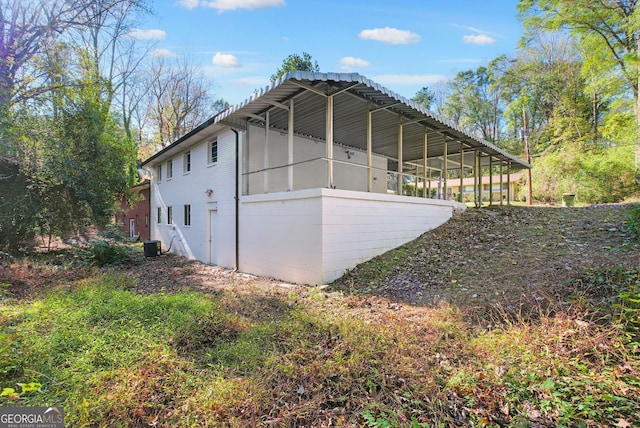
[[129, 219, 135, 238], [209, 210, 218, 265]]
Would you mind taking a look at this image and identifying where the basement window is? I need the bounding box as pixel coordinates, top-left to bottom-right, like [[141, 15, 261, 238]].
[[184, 204, 191, 226]]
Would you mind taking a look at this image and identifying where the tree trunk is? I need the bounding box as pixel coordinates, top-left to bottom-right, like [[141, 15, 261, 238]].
[[593, 91, 598, 145]]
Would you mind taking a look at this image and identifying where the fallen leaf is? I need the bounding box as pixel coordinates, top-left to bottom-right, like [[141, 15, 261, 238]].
[[613, 419, 632, 427]]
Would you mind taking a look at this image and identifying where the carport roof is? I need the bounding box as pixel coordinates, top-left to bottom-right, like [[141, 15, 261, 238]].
[[143, 71, 530, 171]]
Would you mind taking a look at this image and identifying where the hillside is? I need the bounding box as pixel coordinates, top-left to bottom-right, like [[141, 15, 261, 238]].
[[333, 204, 639, 319]]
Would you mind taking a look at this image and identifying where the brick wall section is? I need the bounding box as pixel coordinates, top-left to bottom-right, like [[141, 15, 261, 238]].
[[118, 181, 150, 242]]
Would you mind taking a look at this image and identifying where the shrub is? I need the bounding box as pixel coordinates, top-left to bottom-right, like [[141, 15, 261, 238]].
[[627, 205, 640, 240], [71, 225, 135, 267]]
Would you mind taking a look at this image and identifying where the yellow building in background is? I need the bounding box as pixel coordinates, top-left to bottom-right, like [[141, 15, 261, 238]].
[[447, 173, 523, 203]]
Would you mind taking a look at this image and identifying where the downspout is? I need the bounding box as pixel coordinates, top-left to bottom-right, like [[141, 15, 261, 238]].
[[231, 129, 240, 271]]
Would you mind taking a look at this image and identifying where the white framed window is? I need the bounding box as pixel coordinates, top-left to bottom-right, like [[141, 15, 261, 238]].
[[156, 165, 162, 182], [157, 207, 162, 224], [208, 138, 218, 164], [184, 204, 191, 226], [184, 151, 191, 173], [167, 206, 173, 224], [167, 159, 173, 179]]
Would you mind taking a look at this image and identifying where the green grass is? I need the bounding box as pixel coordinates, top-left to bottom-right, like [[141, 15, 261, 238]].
[[1, 269, 639, 426]]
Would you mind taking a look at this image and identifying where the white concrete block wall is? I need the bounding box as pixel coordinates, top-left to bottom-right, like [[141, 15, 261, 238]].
[[239, 189, 324, 284], [320, 189, 455, 282], [239, 188, 461, 285]]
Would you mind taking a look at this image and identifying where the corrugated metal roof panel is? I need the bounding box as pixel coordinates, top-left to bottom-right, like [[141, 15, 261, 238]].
[[143, 71, 530, 170]]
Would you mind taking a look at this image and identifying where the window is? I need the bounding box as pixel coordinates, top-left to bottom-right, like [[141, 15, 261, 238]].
[[208, 138, 218, 164], [135, 215, 139, 225], [157, 207, 162, 224], [184, 151, 191, 173], [145, 214, 149, 226], [156, 165, 162, 181], [167, 206, 173, 224], [167, 159, 173, 179], [184, 204, 191, 226]]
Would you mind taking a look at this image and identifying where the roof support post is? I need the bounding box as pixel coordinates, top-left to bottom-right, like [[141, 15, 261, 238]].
[[499, 162, 504, 206], [264, 111, 270, 193], [367, 104, 373, 192], [489, 156, 493, 205], [423, 128, 428, 198], [397, 116, 403, 195], [288, 99, 294, 191], [459, 142, 464, 203], [326, 94, 334, 189], [507, 162, 511, 205], [478, 152, 483, 207], [474, 149, 479, 207], [443, 139, 448, 200]]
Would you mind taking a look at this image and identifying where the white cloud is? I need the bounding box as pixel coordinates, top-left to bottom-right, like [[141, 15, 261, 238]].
[[127, 28, 166, 40], [178, 0, 199, 9], [339, 56, 370, 71], [462, 34, 496, 45], [359, 27, 420, 45], [371, 74, 448, 85], [199, 0, 285, 11], [150, 48, 178, 58], [212, 52, 241, 68], [452, 24, 498, 45]]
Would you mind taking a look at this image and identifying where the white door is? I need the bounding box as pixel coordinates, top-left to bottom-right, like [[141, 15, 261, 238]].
[[209, 210, 218, 265], [129, 219, 135, 238]]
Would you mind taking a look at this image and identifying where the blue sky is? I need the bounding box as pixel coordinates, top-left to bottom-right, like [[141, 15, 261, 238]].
[[137, 0, 523, 105]]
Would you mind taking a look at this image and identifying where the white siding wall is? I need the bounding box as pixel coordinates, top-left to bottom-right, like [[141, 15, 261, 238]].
[[240, 188, 462, 285], [245, 124, 387, 194], [149, 129, 239, 269]]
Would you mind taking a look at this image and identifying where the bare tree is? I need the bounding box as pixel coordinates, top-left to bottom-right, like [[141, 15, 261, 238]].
[[73, 0, 153, 140], [0, 0, 92, 108], [147, 57, 213, 146]]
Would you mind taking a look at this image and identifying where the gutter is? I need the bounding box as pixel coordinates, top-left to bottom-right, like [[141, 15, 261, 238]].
[[231, 128, 239, 271]]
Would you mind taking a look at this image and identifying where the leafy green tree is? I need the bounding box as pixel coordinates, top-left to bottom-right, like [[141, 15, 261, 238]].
[[518, 0, 640, 163], [50, 54, 138, 229], [412, 87, 436, 110], [270, 52, 319, 82], [498, 34, 594, 154], [442, 64, 503, 143]]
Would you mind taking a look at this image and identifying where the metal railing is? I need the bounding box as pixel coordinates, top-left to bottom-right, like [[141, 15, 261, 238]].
[[242, 157, 444, 199]]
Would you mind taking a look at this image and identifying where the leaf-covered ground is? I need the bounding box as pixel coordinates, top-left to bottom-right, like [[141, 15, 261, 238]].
[[332, 204, 639, 319]]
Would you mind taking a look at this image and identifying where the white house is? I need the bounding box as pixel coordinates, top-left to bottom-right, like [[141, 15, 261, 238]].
[[142, 72, 529, 285]]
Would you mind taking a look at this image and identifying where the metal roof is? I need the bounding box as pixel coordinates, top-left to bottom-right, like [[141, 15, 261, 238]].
[[143, 71, 530, 171]]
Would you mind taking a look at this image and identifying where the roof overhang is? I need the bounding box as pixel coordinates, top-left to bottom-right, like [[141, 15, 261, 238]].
[[142, 71, 530, 171]]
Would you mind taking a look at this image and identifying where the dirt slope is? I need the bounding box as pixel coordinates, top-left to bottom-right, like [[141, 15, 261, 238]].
[[331, 204, 639, 315]]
